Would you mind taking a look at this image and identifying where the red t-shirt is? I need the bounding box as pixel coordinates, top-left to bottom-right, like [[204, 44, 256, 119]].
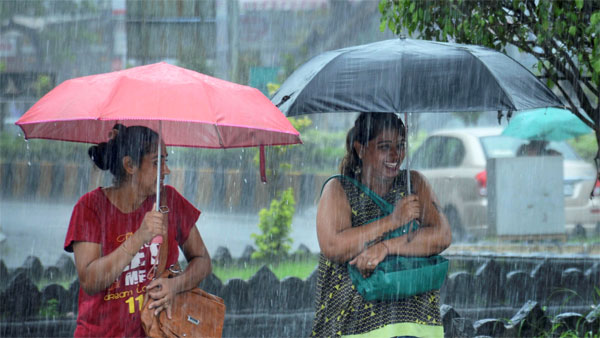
[[64, 185, 200, 338]]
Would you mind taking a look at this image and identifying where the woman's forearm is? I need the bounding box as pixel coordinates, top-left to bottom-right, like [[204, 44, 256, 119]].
[[170, 255, 212, 294], [385, 223, 451, 257], [322, 214, 403, 263], [76, 232, 146, 294]]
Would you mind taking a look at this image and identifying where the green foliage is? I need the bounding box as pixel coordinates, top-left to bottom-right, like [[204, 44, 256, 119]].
[[289, 116, 313, 134], [452, 112, 484, 127], [379, 0, 600, 145], [0, 129, 345, 175], [539, 319, 599, 338], [0, 133, 89, 164], [213, 257, 318, 281], [39, 299, 59, 318], [251, 187, 296, 261], [34, 75, 53, 98], [177, 44, 213, 76], [0, 0, 45, 19], [253, 116, 315, 177], [568, 133, 598, 162], [234, 50, 261, 85], [407, 130, 428, 157], [293, 128, 346, 173]]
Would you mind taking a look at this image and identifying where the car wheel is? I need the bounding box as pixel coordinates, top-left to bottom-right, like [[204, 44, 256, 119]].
[[444, 206, 466, 243]]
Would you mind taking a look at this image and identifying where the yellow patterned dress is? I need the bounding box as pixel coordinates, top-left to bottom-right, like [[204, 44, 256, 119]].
[[311, 175, 444, 338]]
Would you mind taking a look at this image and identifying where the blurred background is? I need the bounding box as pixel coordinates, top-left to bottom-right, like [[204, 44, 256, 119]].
[[1, 0, 598, 267]]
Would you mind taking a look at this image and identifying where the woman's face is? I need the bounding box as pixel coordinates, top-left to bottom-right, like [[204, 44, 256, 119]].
[[356, 128, 405, 181], [133, 143, 170, 197]]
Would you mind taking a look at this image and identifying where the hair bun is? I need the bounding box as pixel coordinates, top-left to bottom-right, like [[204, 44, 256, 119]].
[[88, 143, 110, 170]]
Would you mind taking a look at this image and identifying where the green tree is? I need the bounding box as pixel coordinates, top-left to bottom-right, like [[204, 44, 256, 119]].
[[379, 0, 600, 162], [452, 111, 483, 126], [251, 187, 296, 261], [254, 81, 314, 177], [0, 0, 45, 19]]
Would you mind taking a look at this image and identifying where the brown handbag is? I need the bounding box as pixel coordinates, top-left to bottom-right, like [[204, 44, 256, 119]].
[[140, 228, 225, 338]]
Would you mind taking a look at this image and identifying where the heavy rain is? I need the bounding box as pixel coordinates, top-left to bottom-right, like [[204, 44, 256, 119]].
[[0, 1, 599, 337]]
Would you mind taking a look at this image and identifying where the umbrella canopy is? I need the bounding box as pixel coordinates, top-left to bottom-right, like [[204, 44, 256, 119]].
[[16, 62, 302, 186], [272, 38, 564, 116], [17, 62, 301, 148], [502, 107, 593, 141]]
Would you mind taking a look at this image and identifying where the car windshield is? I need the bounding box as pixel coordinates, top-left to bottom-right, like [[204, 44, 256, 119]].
[[480, 135, 579, 160]]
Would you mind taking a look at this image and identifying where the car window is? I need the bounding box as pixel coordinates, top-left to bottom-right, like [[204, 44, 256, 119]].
[[411, 137, 440, 169], [480, 135, 579, 160], [411, 136, 465, 169], [441, 137, 465, 167]]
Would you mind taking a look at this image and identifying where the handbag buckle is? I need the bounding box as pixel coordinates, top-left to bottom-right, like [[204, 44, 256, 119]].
[[187, 315, 200, 325], [168, 264, 183, 274]]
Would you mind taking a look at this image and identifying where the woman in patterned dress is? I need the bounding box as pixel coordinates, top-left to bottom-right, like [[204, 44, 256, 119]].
[[313, 113, 451, 338]]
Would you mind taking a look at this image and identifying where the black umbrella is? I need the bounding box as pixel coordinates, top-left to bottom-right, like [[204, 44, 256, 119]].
[[272, 38, 563, 116], [272, 38, 565, 191]]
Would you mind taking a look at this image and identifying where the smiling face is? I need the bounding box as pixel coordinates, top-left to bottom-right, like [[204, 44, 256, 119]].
[[355, 128, 406, 182]]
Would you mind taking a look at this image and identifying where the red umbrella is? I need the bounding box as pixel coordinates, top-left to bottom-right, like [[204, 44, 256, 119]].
[[17, 62, 300, 148], [16, 62, 302, 206]]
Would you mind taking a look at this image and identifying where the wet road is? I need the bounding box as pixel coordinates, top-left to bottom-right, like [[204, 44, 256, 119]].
[[0, 199, 319, 269]]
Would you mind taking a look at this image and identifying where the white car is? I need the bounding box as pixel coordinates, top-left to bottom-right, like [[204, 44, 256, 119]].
[[410, 127, 600, 240]]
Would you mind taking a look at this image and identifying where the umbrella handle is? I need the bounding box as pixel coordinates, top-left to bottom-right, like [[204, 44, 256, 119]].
[[404, 112, 411, 194], [404, 111, 419, 244], [153, 121, 163, 244]]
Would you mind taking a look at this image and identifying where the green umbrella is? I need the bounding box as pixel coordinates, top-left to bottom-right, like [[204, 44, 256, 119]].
[[502, 107, 592, 141]]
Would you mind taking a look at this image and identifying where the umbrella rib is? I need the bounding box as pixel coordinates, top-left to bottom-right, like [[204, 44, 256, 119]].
[[283, 49, 351, 115], [213, 124, 225, 148], [463, 48, 518, 111]]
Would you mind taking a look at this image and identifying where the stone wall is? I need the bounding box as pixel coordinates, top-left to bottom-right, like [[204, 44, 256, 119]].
[[0, 252, 599, 337]]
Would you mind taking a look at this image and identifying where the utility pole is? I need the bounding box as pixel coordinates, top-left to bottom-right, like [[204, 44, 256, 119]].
[[215, 0, 229, 80], [111, 0, 127, 70]]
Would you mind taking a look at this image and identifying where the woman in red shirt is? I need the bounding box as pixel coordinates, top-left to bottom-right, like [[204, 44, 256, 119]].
[[64, 124, 211, 337]]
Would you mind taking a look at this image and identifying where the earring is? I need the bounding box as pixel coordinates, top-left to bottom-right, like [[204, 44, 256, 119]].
[[354, 165, 362, 175]]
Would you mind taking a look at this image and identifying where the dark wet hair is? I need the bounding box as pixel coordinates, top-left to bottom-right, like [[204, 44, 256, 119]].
[[88, 124, 159, 185], [340, 113, 406, 179]]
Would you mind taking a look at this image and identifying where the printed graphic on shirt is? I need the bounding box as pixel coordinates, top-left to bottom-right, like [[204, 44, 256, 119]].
[[104, 233, 160, 307]]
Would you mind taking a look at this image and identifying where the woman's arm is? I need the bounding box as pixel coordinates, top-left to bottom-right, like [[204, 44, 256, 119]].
[[349, 171, 451, 275], [316, 178, 419, 263], [73, 206, 167, 295], [385, 171, 451, 256], [146, 227, 211, 317], [162, 227, 211, 293], [73, 230, 148, 295]]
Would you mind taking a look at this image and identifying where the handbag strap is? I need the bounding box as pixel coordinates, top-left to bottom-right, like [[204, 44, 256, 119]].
[[320, 174, 419, 237], [321, 175, 394, 214]]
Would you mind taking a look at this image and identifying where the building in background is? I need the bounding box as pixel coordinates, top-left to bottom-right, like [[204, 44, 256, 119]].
[[0, 0, 115, 132]]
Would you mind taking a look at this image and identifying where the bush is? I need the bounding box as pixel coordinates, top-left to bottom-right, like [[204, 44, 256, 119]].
[[251, 187, 295, 261], [568, 133, 598, 162], [0, 133, 89, 164], [1, 125, 346, 175]]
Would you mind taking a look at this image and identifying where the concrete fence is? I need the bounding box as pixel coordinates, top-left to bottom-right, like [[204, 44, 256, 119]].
[[1, 252, 599, 337], [0, 161, 332, 211]]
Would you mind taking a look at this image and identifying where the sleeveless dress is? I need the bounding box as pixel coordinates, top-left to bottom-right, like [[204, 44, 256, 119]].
[[311, 174, 444, 338]]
